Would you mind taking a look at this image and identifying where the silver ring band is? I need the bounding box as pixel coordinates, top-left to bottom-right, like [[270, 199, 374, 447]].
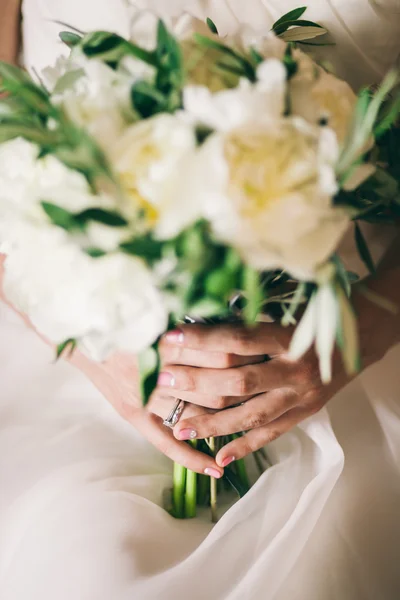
[[163, 399, 185, 429]]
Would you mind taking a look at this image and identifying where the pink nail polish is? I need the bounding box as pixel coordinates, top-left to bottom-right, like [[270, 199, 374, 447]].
[[221, 456, 235, 468], [157, 372, 175, 387], [164, 329, 184, 344], [178, 428, 197, 441], [204, 468, 222, 479]]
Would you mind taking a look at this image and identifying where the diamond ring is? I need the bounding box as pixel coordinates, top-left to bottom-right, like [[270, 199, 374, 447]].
[[163, 399, 185, 429]]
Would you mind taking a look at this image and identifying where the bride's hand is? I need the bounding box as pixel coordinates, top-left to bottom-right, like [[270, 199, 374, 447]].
[[68, 349, 226, 478], [157, 287, 398, 468]]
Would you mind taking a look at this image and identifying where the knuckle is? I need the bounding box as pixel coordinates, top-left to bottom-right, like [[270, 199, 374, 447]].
[[243, 411, 268, 430], [237, 438, 253, 458], [232, 367, 258, 395], [264, 428, 281, 444], [306, 390, 325, 413], [214, 353, 237, 369], [181, 369, 196, 392], [292, 359, 318, 388], [231, 328, 252, 354], [214, 395, 229, 409]]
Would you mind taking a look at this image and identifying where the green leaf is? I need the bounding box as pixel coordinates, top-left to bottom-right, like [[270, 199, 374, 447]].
[[223, 464, 251, 498], [120, 236, 163, 261], [131, 80, 166, 117], [41, 201, 77, 231], [59, 31, 82, 48], [249, 47, 264, 66], [282, 44, 298, 79], [374, 95, 400, 138], [77, 208, 128, 227], [272, 6, 307, 30], [242, 266, 262, 324], [337, 70, 399, 179], [194, 34, 256, 81], [273, 19, 324, 35], [56, 338, 77, 360], [354, 222, 375, 274], [206, 17, 218, 34], [84, 247, 107, 258], [138, 344, 160, 405], [279, 26, 327, 42]]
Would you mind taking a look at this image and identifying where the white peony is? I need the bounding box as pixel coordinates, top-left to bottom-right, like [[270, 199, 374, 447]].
[[194, 119, 349, 280], [183, 59, 287, 131], [49, 54, 134, 150], [109, 113, 199, 239], [0, 138, 131, 253], [289, 53, 358, 145], [2, 223, 167, 360]]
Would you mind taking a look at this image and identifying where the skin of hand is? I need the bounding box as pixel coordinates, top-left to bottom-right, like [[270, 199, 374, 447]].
[[159, 235, 400, 469], [0, 0, 21, 65]]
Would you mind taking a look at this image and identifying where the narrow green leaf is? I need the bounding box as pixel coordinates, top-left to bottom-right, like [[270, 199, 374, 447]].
[[120, 236, 163, 261], [273, 18, 324, 34], [41, 201, 77, 230], [223, 464, 251, 498], [354, 222, 375, 274], [249, 47, 264, 66], [138, 344, 160, 405], [272, 7, 307, 30], [59, 31, 82, 48], [77, 208, 128, 227], [84, 247, 107, 258], [194, 34, 255, 80], [131, 80, 166, 117], [56, 338, 77, 360], [206, 17, 218, 34]]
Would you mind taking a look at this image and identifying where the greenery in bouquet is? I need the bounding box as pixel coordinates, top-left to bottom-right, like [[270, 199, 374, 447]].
[[0, 7, 399, 520]]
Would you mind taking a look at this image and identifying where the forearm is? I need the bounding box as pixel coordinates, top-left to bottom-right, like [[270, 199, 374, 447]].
[[354, 231, 400, 365], [0, 0, 21, 65]]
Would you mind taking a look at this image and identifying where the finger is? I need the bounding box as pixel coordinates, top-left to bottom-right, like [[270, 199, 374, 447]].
[[130, 409, 224, 478], [173, 388, 299, 440], [153, 388, 253, 410], [159, 340, 263, 369], [157, 360, 297, 406], [147, 391, 210, 420], [215, 406, 311, 467], [163, 323, 291, 356]]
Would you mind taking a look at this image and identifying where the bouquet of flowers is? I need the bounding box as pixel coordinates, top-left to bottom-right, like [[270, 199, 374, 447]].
[[0, 7, 399, 520]]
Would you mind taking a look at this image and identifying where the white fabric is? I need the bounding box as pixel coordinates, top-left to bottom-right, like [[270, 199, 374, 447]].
[[0, 1, 399, 598]]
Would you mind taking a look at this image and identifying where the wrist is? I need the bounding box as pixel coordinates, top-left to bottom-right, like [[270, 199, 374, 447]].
[[352, 274, 400, 370]]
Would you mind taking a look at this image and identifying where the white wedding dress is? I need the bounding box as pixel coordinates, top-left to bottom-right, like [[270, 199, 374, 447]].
[[1, 1, 400, 599]]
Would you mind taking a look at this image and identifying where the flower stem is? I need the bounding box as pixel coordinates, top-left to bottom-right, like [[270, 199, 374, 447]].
[[173, 462, 186, 519], [209, 437, 218, 523], [184, 441, 197, 518]]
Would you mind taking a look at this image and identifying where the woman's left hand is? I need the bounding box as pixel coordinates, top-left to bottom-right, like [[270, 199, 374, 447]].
[[158, 321, 352, 468]]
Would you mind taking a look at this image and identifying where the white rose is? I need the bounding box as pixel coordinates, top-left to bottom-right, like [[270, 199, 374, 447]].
[[195, 119, 349, 280], [2, 223, 167, 360], [110, 113, 199, 239], [183, 59, 287, 131]]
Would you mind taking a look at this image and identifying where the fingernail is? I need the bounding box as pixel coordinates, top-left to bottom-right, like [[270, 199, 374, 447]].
[[221, 456, 235, 468], [178, 428, 197, 441], [164, 329, 184, 344], [157, 372, 175, 387], [204, 468, 222, 479]]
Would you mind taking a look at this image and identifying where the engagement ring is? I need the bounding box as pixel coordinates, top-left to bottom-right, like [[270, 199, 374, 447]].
[[163, 399, 185, 429]]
